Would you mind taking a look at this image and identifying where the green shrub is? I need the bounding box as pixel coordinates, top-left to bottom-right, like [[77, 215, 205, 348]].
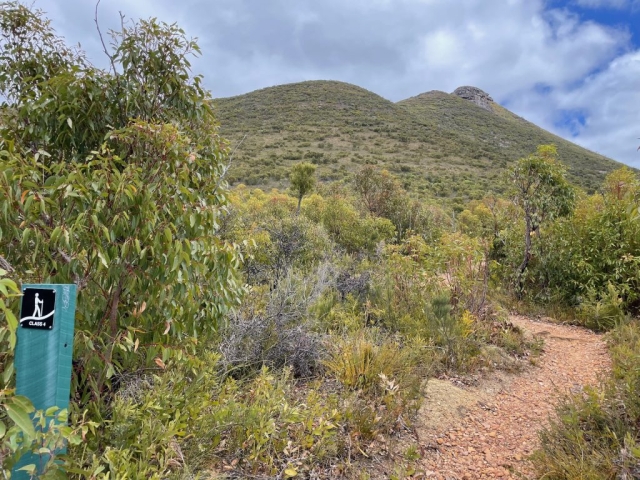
[[325, 330, 428, 442], [577, 283, 628, 332], [91, 352, 349, 478]]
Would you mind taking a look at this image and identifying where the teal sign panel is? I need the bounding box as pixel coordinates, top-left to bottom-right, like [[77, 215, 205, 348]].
[[13, 284, 77, 478]]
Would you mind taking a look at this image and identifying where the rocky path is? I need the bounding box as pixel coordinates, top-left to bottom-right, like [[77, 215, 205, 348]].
[[417, 315, 611, 479]]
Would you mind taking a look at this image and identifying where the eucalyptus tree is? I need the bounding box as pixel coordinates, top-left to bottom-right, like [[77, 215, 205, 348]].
[[0, 3, 243, 405], [509, 145, 575, 293], [289, 162, 316, 214]]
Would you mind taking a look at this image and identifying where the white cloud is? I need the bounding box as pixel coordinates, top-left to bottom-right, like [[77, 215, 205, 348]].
[[31, 0, 640, 167], [409, 3, 626, 99], [574, 0, 640, 9], [511, 50, 640, 168]]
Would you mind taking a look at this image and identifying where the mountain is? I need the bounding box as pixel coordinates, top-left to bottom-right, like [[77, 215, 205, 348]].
[[213, 80, 623, 204]]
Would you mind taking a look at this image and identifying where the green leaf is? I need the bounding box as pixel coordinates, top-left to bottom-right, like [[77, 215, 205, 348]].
[[97, 250, 109, 268], [5, 396, 36, 439], [5, 309, 17, 348], [17, 464, 36, 475], [45, 406, 58, 416], [3, 361, 14, 384]]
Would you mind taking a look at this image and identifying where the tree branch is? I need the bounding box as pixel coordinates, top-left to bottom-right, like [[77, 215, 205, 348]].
[[0, 255, 14, 273]]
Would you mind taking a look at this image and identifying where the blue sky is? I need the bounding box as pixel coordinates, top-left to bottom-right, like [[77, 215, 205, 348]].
[[34, 0, 640, 168]]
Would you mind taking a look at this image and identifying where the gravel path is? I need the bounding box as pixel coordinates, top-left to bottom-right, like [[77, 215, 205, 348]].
[[417, 315, 611, 479]]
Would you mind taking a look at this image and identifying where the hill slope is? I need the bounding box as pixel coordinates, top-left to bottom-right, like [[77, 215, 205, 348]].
[[398, 87, 616, 191], [214, 80, 623, 203]]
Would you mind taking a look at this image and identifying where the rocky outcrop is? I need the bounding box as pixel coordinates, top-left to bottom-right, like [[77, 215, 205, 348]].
[[453, 86, 494, 112]]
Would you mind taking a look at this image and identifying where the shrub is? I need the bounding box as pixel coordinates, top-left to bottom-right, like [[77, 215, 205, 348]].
[[577, 283, 628, 332], [102, 354, 345, 478], [220, 267, 335, 378], [0, 4, 244, 421], [324, 330, 428, 439]]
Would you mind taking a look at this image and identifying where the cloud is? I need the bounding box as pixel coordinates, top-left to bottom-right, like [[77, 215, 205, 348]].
[[31, 0, 640, 167], [505, 49, 640, 168], [573, 0, 640, 9]]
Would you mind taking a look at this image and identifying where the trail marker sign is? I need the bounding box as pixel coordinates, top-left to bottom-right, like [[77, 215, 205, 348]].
[[13, 283, 77, 479], [19, 287, 56, 329]]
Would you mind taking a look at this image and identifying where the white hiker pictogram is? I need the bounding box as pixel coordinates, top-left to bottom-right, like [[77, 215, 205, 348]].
[[20, 291, 55, 325], [33, 293, 43, 317]]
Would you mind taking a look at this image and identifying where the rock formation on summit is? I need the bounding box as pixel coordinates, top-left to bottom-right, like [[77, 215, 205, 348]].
[[453, 86, 494, 112]]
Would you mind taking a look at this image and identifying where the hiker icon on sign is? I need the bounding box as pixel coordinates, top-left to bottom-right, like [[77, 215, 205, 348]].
[[20, 288, 56, 330], [33, 293, 44, 317]]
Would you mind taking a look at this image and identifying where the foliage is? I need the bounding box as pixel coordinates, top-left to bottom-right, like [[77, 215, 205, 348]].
[[532, 320, 640, 479], [215, 80, 623, 203], [353, 165, 446, 240], [431, 232, 489, 316], [0, 5, 572, 476], [524, 167, 640, 320], [354, 166, 402, 218], [289, 161, 316, 213], [324, 330, 427, 441], [303, 193, 396, 253], [577, 283, 629, 332], [0, 2, 214, 160], [364, 234, 514, 372], [221, 188, 331, 285], [324, 331, 423, 395], [508, 145, 575, 292], [0, 3, 243, 408], [220, 267, 334, 378], [0, 3, 246, 475], [96, 353, 344, 478]]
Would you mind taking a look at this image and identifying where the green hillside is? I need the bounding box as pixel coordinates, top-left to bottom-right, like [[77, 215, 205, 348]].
[[214, 80, 623, 203], [398, 89, 617, 191]]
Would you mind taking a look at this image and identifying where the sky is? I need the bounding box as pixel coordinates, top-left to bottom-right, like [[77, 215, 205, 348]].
[[34, 0, 640, 168]]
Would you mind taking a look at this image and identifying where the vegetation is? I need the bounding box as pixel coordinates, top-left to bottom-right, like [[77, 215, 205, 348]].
[[0, 3, 639, 479], [214, 81, 626, 208], [508, 145, 575, 293], [289, 161, 316, 213]]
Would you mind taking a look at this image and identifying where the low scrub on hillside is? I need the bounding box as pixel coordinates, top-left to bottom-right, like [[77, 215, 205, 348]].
[[214, 79, 623, 207]]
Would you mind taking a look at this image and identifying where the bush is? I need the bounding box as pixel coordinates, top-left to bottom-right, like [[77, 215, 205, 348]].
[[577, 283, 628, 332], [303, 193, 396, 254], [220, 267, 334, 378], [0, 4, 244, 425], [102, 354, 345, 478], [324, 330, 428, 439], [526, 168, 640, 317]]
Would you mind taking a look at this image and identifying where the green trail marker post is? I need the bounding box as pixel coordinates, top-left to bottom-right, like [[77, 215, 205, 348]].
[[12, 284, 77, 478]]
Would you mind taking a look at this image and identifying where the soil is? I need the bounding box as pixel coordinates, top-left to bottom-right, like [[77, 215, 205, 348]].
[[415, 315, 611, 479]]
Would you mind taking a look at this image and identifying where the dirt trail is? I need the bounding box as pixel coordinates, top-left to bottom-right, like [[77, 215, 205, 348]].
[[417, 315, 611, 479]]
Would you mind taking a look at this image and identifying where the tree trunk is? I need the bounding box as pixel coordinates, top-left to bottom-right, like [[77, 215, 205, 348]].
[[108, 280, 123, 337], [516, 214, 532, 296], [296, 195, 302, 215]]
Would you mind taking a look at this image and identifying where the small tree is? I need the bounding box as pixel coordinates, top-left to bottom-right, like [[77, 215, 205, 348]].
[[0, 3, 243, 409], [353, 166, 399, 217], [509, 145, 575, 293], [289, 162, 316, 214]]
